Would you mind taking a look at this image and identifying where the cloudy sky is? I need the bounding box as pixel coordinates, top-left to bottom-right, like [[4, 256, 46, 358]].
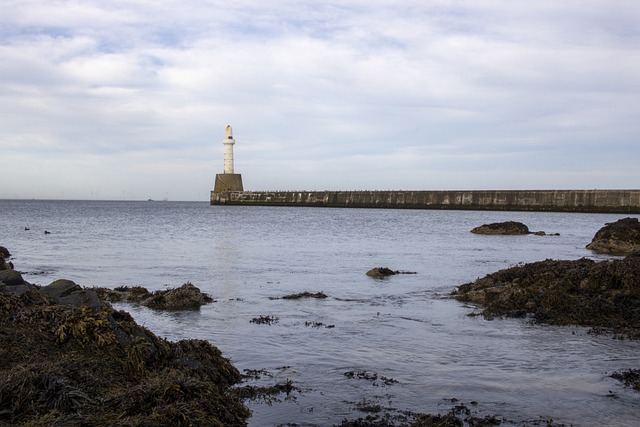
[[2, 0, 639, 201]]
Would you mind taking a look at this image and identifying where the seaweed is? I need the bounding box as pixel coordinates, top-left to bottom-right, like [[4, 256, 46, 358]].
[[455, 255, 640, 338], [0, 286, 249, 426], [281, 291, 328, 300], [611, 369, 640, 391], [250, 315, 279, 325], [94, 283, 214, 310]]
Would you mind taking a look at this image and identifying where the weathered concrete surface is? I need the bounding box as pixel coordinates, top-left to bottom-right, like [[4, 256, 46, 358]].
[[211, 189, 640, 213], [213, 173, 244, 193]]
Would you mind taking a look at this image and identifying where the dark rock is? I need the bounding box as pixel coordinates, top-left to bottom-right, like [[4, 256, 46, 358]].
[[144, 283, 213, 310], [0, 246, 11, 258], [0, 248, 14, 271], [586, 217, 640, 255], [280, 291, 328, 300], [471, 221, 530, 235], [95, 283, 214, 310], [0, 269, 26, 286], [41, 279, 106, 310], [0, 251, 247, 425], [455, 254, 640, 338], [3, 283, 37, 296], [366, 267, 398, 277], [58, 288, 105, 310], [0, 283, 249, 426], [366, 267, 417, 277], [611, 369, 640, 391], [41, 279, 82, 299]]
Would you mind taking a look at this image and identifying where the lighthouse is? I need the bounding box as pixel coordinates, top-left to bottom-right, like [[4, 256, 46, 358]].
[[212, 124, 244, 193], [223, 125, 235, 174]]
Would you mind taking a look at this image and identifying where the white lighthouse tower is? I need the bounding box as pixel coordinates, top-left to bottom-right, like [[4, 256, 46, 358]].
[[213, 124, 244, 194], [223, 125, 235, 174]]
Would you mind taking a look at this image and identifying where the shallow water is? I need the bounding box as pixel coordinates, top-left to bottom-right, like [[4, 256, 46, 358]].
[[2, 200, 639, 425]]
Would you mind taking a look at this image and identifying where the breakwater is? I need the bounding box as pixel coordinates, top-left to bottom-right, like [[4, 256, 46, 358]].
[[210, 189, 640, 213]]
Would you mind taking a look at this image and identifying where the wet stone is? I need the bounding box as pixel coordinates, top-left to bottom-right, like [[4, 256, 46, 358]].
[[587, 217, 640, 255], [0, 270, 26, 287], [471, 221, 530, 235], [41, 279, 82, 299], [455, 254, 640, 338], [366, 268, 417, 277]]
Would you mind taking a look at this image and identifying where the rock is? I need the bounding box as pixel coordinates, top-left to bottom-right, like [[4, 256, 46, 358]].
[[366, 267, 417, 277], [41, 279, 82, 299], [144, 282, 214, 310], [471, 221, 530, 235], [0, 250, 34, 294], [0, 269, 26, 286], [0, 247, 14, 271], [455, 254, 640, 338], [0, 246, 11, 258], [366, 267, 398, 277], [586, 217, 640, 255], [41, 279, 106, 310], [611, 369, 640, 391], [59, 288, 105, 310], [2, 283, 38, 296], [0, 248, 247, 425], [96, 283, 214, 310], [280, 291, 328, 299], [0, 281, 249, 426]]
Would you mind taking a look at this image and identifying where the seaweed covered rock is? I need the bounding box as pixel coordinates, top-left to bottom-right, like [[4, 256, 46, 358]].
[[145, 282, 214, 310], [280, 291, 328, 300], [611, 369, 640, 391], [455, 254, 640, 337], [366, 267, 398, 277], [366, 267, 417, 277], [0, 246, 13, 271], [471, 221, 530, 235], [0, 246, 10, 258], [586, 217, 640, 255], [96, 282, 214, 310], [0, 280, 249, 425]]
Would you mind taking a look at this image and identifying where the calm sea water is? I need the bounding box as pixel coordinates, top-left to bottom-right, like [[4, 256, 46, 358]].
[[2, 199, 639, 426]]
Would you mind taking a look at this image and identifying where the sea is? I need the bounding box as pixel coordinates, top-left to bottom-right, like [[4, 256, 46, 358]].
[[2, 199, 639, 426]]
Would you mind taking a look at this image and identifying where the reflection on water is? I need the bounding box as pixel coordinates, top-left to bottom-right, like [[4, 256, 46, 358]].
[[2, 200, 639, 426]]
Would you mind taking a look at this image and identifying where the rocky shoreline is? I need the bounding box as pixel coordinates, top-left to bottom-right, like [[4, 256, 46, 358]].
[[454, 254, 640, 337], [456, 218, 640, 337], [0, 249, 250, 426], [456, 217, 640, 337], [2, 214, 640, 426], [452, 218, 640, 401]]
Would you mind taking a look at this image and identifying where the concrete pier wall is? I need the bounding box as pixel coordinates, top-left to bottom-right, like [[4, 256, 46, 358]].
[[210, 189, 640, 213]]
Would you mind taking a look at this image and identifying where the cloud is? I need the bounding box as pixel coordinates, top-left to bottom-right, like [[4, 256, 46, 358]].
[[1, 0, 639, 199]]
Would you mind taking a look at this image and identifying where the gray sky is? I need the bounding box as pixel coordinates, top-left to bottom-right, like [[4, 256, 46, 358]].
[[2, 0, 639, 201]]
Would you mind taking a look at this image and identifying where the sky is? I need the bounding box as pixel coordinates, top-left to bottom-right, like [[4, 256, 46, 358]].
[[1, 0, 639, 201]]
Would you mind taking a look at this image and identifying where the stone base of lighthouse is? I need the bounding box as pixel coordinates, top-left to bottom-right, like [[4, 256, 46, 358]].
[[213, 173, 244, 193]]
